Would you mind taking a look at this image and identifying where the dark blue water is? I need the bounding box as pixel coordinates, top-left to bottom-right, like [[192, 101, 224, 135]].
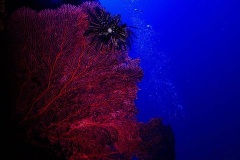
[[100, 0, 240, 159]]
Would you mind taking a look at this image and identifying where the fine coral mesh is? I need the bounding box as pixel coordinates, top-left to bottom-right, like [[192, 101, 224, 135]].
[[7, 2, 143, 159]]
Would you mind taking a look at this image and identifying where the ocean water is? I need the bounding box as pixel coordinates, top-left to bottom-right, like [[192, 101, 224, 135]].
[[100, 0, 240, 159]]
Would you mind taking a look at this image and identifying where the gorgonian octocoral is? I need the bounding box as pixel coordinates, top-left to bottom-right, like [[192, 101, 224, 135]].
[[84, 6, 135, 51]]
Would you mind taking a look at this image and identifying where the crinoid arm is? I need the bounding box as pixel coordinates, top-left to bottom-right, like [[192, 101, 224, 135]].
[[84, 6, 136, 51]]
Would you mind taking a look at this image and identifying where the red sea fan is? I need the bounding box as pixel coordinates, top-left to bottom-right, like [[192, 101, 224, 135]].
[[7, 2, 143, 159]]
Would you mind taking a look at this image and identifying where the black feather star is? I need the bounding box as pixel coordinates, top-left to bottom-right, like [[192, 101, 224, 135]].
[[84, 6, 136, 51]]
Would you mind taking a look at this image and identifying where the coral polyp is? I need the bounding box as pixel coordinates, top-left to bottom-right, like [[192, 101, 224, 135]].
[[84, 6, 135, 51]]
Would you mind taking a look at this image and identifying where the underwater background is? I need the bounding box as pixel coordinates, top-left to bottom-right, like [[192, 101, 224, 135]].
[[99, 0, 240, 159], [1, 0, 240, 159]]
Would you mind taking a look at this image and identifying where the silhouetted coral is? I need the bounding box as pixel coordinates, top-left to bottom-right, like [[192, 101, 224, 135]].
[[136, 118, 176, 160]]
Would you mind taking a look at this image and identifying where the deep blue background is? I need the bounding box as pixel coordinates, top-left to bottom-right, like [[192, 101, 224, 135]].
[[100, 0, 240, 159]]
